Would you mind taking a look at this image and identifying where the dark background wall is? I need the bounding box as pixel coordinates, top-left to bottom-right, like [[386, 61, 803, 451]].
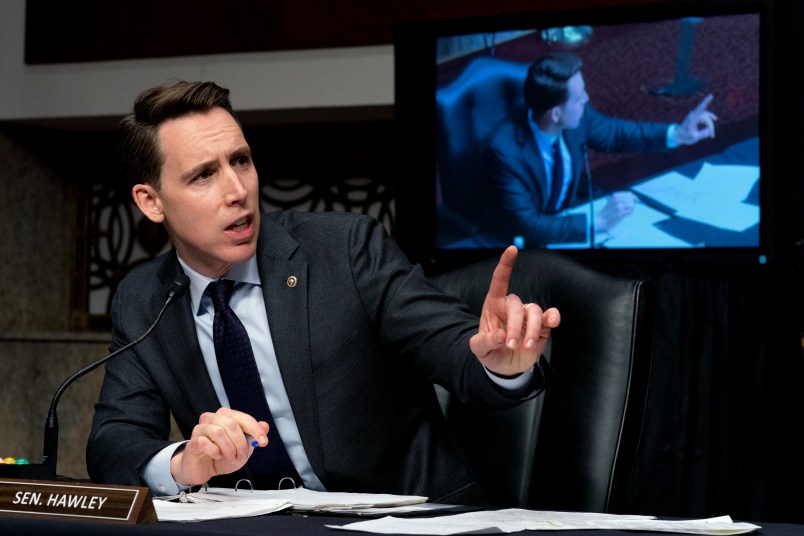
[[6, 0, 804, 525], [23, 0, 680, 64]]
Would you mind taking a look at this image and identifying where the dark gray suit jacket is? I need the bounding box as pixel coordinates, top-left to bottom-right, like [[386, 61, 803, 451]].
[[484, 105, 670, 245], [87, 210, 533, 504]]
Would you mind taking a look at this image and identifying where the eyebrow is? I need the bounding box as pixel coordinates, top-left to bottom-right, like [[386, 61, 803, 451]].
[[180, 160, 215, 183], [179, 145, 252, 183], [231, 146, 252, 160]]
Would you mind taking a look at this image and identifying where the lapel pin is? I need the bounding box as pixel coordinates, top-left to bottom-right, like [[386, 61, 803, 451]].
[[286, 275, 298, 288]]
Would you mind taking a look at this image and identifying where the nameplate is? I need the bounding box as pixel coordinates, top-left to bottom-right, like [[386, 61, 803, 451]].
[[0, 478, 156, 524]]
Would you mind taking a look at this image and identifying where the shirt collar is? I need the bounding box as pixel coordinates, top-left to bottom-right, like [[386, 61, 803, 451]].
[[527, 108, 561, 151], [176, 254, 260, 316]]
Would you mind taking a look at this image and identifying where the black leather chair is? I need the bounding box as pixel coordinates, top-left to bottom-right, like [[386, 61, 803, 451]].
[[436, 57, 529, 242], [430, 249, 656, 513]]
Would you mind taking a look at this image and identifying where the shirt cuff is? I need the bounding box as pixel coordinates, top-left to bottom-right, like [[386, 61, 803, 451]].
[[141, 441, 191, 497], [484, 364, 535, 391], [667, 124, 680, 148]]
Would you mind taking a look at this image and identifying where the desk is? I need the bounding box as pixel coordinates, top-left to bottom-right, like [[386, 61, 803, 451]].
[[0, 511, 800, 536], [556, 137, 760, 250], [442, 137, 760, 251]]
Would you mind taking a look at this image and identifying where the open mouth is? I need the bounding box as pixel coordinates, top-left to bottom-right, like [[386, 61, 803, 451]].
[[227, 216, 251, 232]]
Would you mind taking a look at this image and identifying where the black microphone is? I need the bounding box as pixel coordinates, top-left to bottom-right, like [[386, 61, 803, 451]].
[[581, 143, 596, 248], [0, 274, 190, 480]]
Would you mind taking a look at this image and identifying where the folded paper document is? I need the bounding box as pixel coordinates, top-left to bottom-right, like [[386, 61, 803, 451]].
[[153, 486, 428, 522], [631, 163, 759, 232]]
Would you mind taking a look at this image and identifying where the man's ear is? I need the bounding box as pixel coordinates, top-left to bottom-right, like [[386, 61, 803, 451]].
[[549, 106, 562, 125], [132, 184, 165, 223]]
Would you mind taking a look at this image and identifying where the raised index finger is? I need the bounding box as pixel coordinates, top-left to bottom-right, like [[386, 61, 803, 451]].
[[487, 245, 519, 299], [693, 93, 714, 114]]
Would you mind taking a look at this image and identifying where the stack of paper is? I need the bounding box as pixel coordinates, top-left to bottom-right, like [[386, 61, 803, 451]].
[[153, 487, 428, 522]]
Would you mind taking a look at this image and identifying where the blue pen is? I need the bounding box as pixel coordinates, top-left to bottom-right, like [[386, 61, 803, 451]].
[[245, 435, 260, 448]]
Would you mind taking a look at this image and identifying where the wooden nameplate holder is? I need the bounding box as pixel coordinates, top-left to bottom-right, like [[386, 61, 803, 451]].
[[0, 476, 156, 524]]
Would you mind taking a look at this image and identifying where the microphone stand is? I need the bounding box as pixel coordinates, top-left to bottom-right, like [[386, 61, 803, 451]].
[[582, 144, 596, 248], [0, 275, 190, 480]]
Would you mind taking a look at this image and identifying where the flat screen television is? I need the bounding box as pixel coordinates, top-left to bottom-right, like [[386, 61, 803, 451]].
[[394, 0, 773, 273]]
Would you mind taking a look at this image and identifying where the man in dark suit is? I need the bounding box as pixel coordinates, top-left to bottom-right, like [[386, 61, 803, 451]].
[[86, 80, 560, 505], [484, 52, 717, 246]]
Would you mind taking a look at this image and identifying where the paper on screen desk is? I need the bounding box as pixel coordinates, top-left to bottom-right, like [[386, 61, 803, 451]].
[[630, 163, 759, 232]]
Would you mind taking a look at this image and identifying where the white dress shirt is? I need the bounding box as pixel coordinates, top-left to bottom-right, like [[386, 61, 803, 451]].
[[142, 255, 324, 495]]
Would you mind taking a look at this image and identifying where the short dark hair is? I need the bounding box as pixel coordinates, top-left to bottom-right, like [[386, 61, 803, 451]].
[[524, 52, 583, 117], [117, 80, 238, 189]]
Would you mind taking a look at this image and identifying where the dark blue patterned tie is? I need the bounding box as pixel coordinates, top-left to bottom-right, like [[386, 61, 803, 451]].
[[207, 279, 300, 488], [546, 139, 564, 213]]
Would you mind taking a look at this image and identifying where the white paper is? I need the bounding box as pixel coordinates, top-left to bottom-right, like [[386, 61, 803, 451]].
[[631, 163, 759, 232], [154, 497, 291, 522], [551, 197, 685, 249], [198, 486, 427, 511], [153, 486, 428, 522], [326, 509, 761, 535]]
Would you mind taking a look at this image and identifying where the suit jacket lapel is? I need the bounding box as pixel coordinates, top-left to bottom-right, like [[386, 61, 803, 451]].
[[154, 255, 222, 419], [255, 218, 326, 481], [514, 115, 551, 207]]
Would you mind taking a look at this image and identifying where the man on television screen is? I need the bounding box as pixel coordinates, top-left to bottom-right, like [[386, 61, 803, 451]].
[[483, 51, 716, 247]]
